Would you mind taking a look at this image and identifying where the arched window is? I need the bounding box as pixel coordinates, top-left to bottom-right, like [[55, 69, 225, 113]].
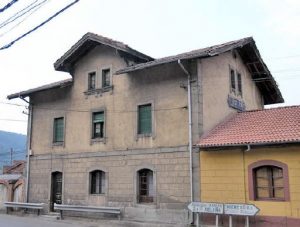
[[138, 169, 153, 203], [255, 166, 284, 199], [90, 170, 105, 194], [248, 160, 289, 201]]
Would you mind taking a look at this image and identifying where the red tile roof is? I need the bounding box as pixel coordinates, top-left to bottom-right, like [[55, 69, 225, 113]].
[[198, 106, 300, 148]]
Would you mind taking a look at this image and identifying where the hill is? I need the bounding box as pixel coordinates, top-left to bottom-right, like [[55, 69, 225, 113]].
[[0, 130, 26, 172]]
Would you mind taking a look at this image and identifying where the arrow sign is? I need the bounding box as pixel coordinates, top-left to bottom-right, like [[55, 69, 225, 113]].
[[188, 202, 223, 214], [224, 203, 260, 216]]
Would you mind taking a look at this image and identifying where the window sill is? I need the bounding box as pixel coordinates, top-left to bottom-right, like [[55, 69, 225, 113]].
[[89, 193, 105, 196], [137, 133, 152, 138], [135, 203, 156, 209], [90, 138, 106, 144], [84, 85, 113, 96], [254, 198, 286, 202], [52, 142, 64, 147]]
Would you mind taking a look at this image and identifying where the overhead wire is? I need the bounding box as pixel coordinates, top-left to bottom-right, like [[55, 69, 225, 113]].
[[0, 0, 40, 29], [0, 0, 19, 13], [0, 118, 27, 122], [0, 0, 80, 50], [0, 0, 50, 38]]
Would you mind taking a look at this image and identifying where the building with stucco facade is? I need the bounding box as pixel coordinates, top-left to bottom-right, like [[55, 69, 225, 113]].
[[198, 106, 300, 227], [7, 33, 283, 225]]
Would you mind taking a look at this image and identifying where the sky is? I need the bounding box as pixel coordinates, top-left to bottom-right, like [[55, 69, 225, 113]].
[[0, 0, 299, 135]]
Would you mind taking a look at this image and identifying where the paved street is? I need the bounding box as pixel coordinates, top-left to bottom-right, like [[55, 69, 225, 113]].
[[0, 214, 85, 227], [0, 213, 182, 227]]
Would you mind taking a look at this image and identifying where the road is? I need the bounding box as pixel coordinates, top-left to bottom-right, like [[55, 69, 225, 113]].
[[0, 214, 85, 227], [0, 213, 182, 227]]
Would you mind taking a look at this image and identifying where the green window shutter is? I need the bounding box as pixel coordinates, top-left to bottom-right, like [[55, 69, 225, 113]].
[[138, 104, 152, 134], [54, 117, 64, 142], [93, 112, 104, 123], [93, 112, 104, 138]]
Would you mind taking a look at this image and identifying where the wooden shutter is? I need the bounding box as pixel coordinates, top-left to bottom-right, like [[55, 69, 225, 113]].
[[138, 104, 152, 134], [54, 117, 64, 142]]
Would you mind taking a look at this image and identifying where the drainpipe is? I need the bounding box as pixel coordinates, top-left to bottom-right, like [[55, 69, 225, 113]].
[[177, 59, 193, 203], [25, 104, 32, 202], [245, 144, 251, 152]]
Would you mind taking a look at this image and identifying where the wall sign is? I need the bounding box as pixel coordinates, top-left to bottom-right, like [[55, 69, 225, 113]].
[[228, 95, 246, 111]]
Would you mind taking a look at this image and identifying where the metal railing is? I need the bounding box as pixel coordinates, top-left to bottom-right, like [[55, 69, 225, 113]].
[[3, 202, 45, 215], [54, 203, 121, 220]]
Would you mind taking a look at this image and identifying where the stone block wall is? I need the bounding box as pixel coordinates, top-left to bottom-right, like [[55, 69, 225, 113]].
[[28, 147, 192, 224]]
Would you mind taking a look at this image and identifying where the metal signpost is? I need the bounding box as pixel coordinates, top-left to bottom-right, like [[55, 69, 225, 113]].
[[224, 203, 260, 227], [188, 202, 223, 227], [188, 202, 259, 227]]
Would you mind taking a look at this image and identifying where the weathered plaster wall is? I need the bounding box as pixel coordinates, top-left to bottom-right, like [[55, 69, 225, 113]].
[[200, 51, 263, 133], [30, 46, 189, 155]]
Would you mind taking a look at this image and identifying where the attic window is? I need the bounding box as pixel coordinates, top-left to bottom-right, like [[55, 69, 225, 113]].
[[102, 68, 111, 88], [230, 69, 236, 93], [229, 68, 243, 97], [88, 72, 96, 90], [237, 73, 242, 96]]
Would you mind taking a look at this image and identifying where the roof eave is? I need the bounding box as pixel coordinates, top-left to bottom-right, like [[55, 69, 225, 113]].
[[7, 79, 73, 100], [54, 33, 154, 73], [198, 140, 300, 149]]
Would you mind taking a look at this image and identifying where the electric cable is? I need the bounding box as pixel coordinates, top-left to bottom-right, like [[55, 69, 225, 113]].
[[0, 0, 80, 50], [0, 0, 40, 29], [0, 0, 19, 13], [0, 0, 50, 38]]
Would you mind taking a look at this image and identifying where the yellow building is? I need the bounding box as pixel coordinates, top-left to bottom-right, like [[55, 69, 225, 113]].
[[198, 106, 300, 227]]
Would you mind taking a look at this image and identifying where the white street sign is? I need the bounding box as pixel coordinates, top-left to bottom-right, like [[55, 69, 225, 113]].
[[224, 203, 260, 216], [188, 202, 223, 214]]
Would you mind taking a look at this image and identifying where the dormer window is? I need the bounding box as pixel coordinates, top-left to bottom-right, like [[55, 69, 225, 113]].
[[88, 72, 96, 90], [84, 67, 113, 96], [102, 68, 111, 88]]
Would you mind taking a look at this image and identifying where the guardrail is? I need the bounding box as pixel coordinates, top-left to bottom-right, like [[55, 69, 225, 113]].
[[3, 202, 45, 215], [54, 203, 122, 220]]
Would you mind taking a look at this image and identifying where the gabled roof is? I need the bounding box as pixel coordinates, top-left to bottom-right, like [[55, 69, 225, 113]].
[[54, 32, 154, 72], [7, 78, 72, 100], [116, 37, 283, 105], [198, 106, 300, 148]]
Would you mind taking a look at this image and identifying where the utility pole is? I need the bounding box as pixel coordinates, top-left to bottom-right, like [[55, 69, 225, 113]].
[[10, 148, 13, 165]]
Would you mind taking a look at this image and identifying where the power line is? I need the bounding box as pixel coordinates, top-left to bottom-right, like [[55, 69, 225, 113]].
[[0, 100, 186, 113], [0, 0, 50, 38], [0, 0, 19, 13], [0, 101, 27, 107], [0, 0, 80, 50], [273, 68, 300, 73], [0, 118, 27, 122], [0, 0, 40, 29], [268, 54, 300, 60], [0, 0, 49, 37]]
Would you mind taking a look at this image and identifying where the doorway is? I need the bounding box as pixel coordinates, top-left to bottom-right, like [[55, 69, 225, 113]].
[[50, 172, 62, 211], [138, 169, 153, 203]]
